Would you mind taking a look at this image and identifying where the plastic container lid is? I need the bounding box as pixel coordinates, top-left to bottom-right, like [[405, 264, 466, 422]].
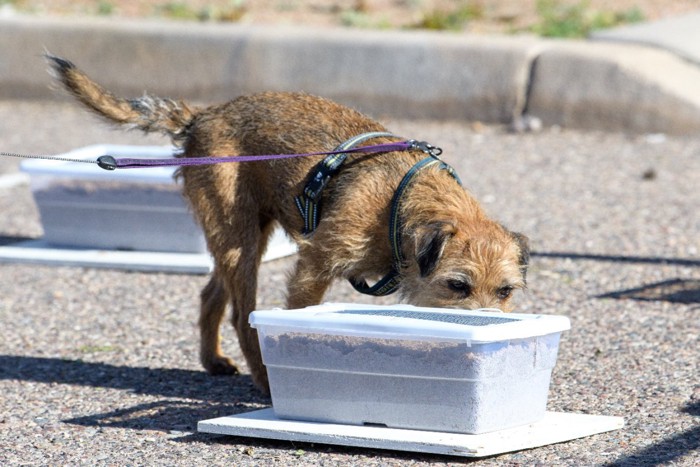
[[249, 303, 571, 343]]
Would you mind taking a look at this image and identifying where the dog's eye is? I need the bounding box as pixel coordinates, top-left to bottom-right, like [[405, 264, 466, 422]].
[[496, 286, 514, 300], [447, 280, 472, 296]]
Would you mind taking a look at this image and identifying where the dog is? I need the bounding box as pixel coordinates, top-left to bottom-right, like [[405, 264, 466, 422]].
[[47, 54, 530, 393]]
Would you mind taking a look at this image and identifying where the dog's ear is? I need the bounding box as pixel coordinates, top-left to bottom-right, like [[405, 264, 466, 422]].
[[414, 222, 456, 277], [508, 230, 530, 282]]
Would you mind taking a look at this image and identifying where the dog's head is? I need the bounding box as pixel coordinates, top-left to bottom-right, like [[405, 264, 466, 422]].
[[399, 219, 530, 312]]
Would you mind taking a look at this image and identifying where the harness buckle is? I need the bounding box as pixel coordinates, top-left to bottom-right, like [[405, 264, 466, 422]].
[[408, 140, 443, 158], [304, 170, 330, 200]]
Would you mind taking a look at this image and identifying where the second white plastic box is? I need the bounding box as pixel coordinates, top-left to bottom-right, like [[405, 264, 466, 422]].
[[20, 144, 206, 253]]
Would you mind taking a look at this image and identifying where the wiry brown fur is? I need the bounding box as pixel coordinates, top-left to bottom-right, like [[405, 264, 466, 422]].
[[47, 54, 530, 393]]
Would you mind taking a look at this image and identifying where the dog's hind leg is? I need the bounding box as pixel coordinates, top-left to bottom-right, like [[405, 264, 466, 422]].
[[212, 216, 275, 392], [235, 220, 275, 392], [199, 274, 239, 375], [191, 176, 274, 390]]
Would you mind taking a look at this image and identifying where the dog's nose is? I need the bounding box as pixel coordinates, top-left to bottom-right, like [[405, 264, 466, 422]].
[[469, 295, 504, 312]]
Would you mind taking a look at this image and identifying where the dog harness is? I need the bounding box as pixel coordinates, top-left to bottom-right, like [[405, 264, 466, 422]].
[[294, 131, 397, 234], [296, 132, 462, 297]]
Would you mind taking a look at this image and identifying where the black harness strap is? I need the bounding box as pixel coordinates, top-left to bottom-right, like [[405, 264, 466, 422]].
[[294, 131, 397, 234], [350, 155, 462, 296]]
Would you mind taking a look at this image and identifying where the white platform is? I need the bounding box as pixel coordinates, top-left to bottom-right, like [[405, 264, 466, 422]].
[[198, 408, 624, 458], [0, 239, 212, 273], [0, 234, 296, 274]]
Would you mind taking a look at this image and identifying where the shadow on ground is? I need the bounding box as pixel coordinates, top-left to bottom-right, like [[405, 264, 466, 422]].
[[0, 354, 480, 462], [0, 355, 269, 432], [603, 400, 700, 467], [532, 251, 700, 305], [0, 355, 263, 402], [532, 251, 700, 267], [597, 278, 700, 304]]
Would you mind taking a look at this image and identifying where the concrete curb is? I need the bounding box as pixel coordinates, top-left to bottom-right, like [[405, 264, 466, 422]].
[[2, 16, 700, 134], [527, 41, 700, 134]]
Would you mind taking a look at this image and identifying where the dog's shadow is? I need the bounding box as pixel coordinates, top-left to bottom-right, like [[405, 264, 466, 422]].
[[0, 355, 269, 432]]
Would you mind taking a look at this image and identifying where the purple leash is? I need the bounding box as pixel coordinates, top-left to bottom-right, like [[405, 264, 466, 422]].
[[95, 140, 441, 171]]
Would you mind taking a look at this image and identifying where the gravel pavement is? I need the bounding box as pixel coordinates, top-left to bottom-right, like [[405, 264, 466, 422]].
[[0, 100, 698, 466]]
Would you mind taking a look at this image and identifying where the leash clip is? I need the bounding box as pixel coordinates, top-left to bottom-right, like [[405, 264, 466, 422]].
[[97, 155, 117, 171], [408, 140, 443, 158]]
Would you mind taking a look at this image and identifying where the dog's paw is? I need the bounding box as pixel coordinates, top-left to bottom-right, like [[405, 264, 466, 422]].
[[251, 370, 271, 395], [203, 355, 241, 376]]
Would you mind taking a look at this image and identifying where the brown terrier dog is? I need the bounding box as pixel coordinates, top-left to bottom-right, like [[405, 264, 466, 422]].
[[47, 55, 529, 393]]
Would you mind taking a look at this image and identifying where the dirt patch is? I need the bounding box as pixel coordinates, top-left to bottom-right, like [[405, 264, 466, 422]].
[[6, 1, 700, 35]]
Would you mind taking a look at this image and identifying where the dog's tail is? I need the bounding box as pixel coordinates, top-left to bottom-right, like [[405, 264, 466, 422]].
[[46, 54, 198, 143]]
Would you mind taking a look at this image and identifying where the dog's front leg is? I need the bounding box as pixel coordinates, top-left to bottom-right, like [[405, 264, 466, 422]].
[[286, 254, 333, 309]]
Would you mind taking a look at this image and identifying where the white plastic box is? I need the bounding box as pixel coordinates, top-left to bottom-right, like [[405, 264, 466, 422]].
[[20, 144, 207, 253], [250, 303, 570, 434]]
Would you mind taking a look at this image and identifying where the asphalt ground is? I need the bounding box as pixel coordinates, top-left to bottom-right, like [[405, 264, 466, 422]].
[[0, 100, 698, 466]]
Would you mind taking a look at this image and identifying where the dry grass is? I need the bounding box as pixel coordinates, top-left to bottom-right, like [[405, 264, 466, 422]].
[[3, 0, 699, 36]]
